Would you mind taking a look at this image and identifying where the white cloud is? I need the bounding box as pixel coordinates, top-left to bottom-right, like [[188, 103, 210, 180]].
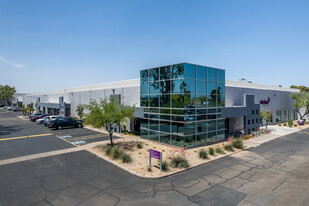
[[0, 56, 26, 68]]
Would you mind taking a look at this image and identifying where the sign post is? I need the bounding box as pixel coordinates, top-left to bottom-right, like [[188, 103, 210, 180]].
[[149, 149, 162, 172]]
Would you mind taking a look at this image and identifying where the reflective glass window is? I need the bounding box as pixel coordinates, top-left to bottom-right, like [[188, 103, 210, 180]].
[[218, 119, 225, 129], [149, 95, 159, 107], [171, 122, 184, 135], [160, 66, 171, 80], [217, 130, 225, 141], [141, 82, 149, 95], [183, 79, 196, 94], [197, 121, 207, 133], [160, 95, 170, 107], [184, 64, 196, 79], [196, 109, 207, 115], [207, 131, 216, 144], [159, 121, 170, 133], [207, 67, 217, 81], [217, 82, 225, 97], [149, 68, 159, 81], [148, 108, 159, 113], [172, 79, 185, 93], [196, 66, 206, 80], [149, 130, 159, 142], [160, 115, 171, 120], [172, 109, 184, 115], [184, 93, 196, 108], [184, 109, 195, 115], [140, 70, 148, 83], [197, 133, 207, 145], [196, 94, 207, 108], [172, 135, 183, 146], [140, 119, 149, 130], [197, 115, 207, 120], [173, 116, 184, 121], [183, 135, 195, 148], [160, 80, 171, 94], [207, 94, 217, 107], [207, 120, 217, 131], [172, 64, 184, 79], [207, 81, 217, 95], [196, 80, 206, 94], [217, 69, 225, 83], [149, 82, 159, 94], [141, 95, 148, 107], [140, 129, 148, 140], [160, 133, 170, 144], [218, 97, 225, 107], [160, 109, 171, 114], [172, 94, 184, 108], [149, 119, 159, 131], [184, 122, 195, 135], [184, 115, 196, 121]]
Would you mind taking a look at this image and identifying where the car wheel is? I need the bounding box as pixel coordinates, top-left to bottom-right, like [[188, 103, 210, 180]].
[[77, 123, 82, 128], [57, 125, 62, 130]]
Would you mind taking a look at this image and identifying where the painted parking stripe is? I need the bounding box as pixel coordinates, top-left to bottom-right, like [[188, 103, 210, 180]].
[[59, 136, 72, 139], [71, 141, 86, 145], [0, 133, 53, 141]]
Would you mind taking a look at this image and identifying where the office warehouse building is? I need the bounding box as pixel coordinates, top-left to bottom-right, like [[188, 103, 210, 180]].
[[19, 63, 299, 147]]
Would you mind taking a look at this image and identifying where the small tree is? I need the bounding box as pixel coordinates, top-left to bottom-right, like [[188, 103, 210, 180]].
[[260, 111, 272, 130], [76, 104, 85, 119], [290, 93, 309, 119], [84, 96, 135, 146]]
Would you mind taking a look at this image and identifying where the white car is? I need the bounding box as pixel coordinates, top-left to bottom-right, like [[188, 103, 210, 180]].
[[43, 116, 59, 126], [36, 115, 58, 124]]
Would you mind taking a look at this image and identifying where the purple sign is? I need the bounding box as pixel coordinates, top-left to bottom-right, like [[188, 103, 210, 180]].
[[298, 120, 303, 125], [150, 149, 161, 160], [260, 97, 270, 104]]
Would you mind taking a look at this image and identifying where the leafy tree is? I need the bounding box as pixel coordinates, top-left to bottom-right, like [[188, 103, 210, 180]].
[[84, 96, 135, 146], [260, 111, 272, 130], [290, 92, 309, 119], [0, 85, 16, 105], [290, 85, 309, 93], [76, 104, 85, 119]]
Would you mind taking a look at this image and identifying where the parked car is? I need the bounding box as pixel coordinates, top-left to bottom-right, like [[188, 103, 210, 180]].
[[7, 107, 12, 110], [31, 114, 48, 122], [3, 106, 7, 109], [36, 116, 49, 124], [29, 113, 43, 119], [44, 116, 60, 127], [0, 105, 6, 108], [13, 107, 22, 112], [47, 116, 63, 127], [49, 117, 83, 130]]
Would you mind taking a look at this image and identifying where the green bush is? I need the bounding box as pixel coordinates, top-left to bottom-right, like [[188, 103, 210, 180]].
[[105, 146, 112, 156], [161, 160, 169, 171], [215, 147, 225, 154], [110, 147, 124, 160], [120, 152, 132, 163], [137, 142, 143, 149], [294, 124, 297, 127], [198, 150, 208, 159], [224, 144, 234, 152], [288, 119, 293, 127], [208, 147, 215, 156], [171, 155, 189, 168], [233, 139, 244, 149]]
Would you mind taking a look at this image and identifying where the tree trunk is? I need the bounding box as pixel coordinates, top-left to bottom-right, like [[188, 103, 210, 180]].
[[109, 131, 113, 147]]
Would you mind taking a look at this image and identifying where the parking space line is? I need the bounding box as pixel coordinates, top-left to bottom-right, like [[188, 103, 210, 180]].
[[56, 135, 78, 147], [0, 133, 53, 141]]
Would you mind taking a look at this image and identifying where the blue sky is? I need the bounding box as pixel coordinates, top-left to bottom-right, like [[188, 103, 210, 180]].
[[0, 0, 308, 93]]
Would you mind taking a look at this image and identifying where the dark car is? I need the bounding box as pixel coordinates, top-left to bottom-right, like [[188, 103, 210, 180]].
[[49, 117, 83, 130], [31, 114, 48, 122]]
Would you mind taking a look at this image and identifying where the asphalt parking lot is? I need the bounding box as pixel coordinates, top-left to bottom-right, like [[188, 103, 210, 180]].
[[0, 109, 309, 205], [0, 109, 115, 160]]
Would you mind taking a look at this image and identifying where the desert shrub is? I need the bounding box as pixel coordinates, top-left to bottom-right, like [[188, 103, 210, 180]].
[[171, 155, 189, 168], [110, 147, 124, 160], [198, 150, 208, 159], [224, 144, 234, 152], [105, 146, 112, 156], [148, 166, 152, 172], [233, 138, 244, 149], [283, 123, 287, 126], [208, 147, 215, 156], [294, 124, 297, 127], [137, 142, 143, 149], [215, 147, 225, 154], [288, 119, 293, 127], [120, 152, 132, 163], [161, 160, 169, 171], [278, 124, 282, 126]]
